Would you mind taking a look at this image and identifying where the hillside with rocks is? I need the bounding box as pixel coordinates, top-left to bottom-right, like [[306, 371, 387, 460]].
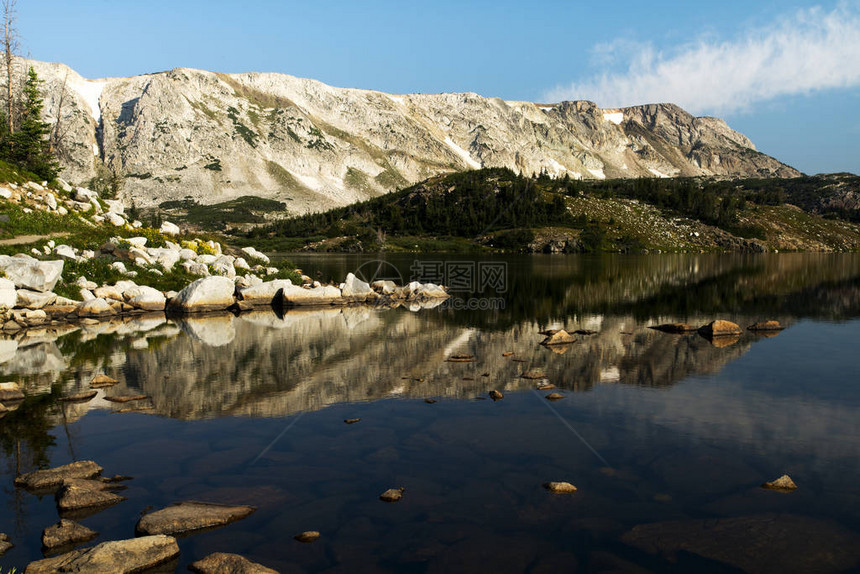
[[28, 59, 798, 215]]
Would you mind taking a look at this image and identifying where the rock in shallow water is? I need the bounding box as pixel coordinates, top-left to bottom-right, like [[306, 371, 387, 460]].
[[0, 533, 11, 555], [543, 481, 578, 494], [294, 530, 321, 543], [90, 374, 117, 388], [489, 390, 504, 401], [15, 460, 103, 490], [545, 393, 565, 401], [748, 320, 784, 331], [761, 474, 798, 491], [379, 487, 405, 503], [189, 552, 278, 574], [541, 329, 576, 346], [622, 514, 860, 574], [42, 519, 98, 549], [25, 534, 179, 574], [135, 501, 256, 536], [649, 323, 698, 334], [698, 320, 742, 337], [55, 479, 127, 513]]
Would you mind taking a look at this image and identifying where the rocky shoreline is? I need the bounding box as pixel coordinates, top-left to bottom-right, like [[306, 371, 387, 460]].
[[0, 179, 448, 333]]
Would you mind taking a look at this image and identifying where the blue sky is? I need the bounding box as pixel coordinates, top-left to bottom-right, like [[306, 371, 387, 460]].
[[18, 0, 860, 175]]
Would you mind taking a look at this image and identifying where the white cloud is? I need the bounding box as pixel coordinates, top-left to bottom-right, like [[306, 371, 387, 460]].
[[545, 2, 860, 115]]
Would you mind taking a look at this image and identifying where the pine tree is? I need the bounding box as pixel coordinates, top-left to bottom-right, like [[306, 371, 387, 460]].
[[10, 66, 58, 180]]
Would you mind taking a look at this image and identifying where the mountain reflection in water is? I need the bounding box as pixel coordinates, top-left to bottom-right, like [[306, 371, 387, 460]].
[[1, 253, 860, 573]]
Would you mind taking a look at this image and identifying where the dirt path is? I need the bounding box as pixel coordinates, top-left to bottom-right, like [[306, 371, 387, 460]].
[[0, 232, 68, 246]]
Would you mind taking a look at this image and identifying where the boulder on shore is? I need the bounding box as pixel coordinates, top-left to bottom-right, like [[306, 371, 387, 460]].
[[168, 276, 236, 313], [0, 255, 64, 292], [238, 279, 293, 306], [282, 284, 343, 306], [189, 552, 278, 574], [25, 534, 179, 574], [135, 501, 256, 536]]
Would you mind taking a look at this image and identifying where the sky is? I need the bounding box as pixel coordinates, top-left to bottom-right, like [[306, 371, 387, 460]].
[[16, 0, 860, 175]]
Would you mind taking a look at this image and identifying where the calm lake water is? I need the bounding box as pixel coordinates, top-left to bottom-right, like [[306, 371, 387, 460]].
[[2, 253, 860, 573]]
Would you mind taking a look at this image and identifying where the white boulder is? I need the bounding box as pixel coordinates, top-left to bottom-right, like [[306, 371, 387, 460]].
[[169, 276, 236, 312], [240, 246, 270, 264], [0, 256, 64, 292], [160, 221, 180, 235]]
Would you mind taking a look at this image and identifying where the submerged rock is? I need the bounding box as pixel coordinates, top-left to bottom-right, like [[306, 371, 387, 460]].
[[15, 460, 103, 490], [543, 481, 578, 494], [189, 552, 278, 574], [649, 323, 698, 334], [537, 384, 556, 391], [42, 519, 98, 549], [379, 487, 405, 503], [698, 320, 742, 337], [447, 354, 474, 362], [135, 501, 256, 536], [545, 393, 565, 401], [103, 394, 148, 403], [25, 534, 179, 574], [489, 390, 504, 401], [622, 514, 860, 574], [521, 370, 547, 380], [294, 531, 321, 543], [58, 390, 98, 403], [748, 320, 784, 331], [344, 418, 361, 424], [541, 329, 576, 346], [761, 474, 798, 492]]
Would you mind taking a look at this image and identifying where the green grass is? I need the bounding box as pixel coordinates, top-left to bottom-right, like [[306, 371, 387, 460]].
[[158, 195, 288, 230]]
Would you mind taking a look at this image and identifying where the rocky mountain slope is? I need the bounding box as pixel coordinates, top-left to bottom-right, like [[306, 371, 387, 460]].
[[29, 59, 798, 214]]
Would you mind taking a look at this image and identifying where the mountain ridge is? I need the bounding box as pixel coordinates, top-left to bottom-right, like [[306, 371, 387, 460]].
[[27, 58, 799, 214]]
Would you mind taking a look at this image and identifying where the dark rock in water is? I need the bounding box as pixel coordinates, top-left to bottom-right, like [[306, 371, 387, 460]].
[[103, 474, 133, 483], [89, 374, 118, 388], [537, 384, 555, 391], [481, 372, 490, 377], [56, 479, 127, 513], [502, 352, 514, 357], [489, 390, 504, 401], [59, 390, 98, 403], [189, 552, 278, 574], [698, 320, 742, 337], [761, 474, 798, 492], [25, 534, 179, 574], [538, 329, 559, 336], [446, 354, 474, 363], [379, 487, 405, 503], [424, 399, 437, 404], [622, 514, 860, 574], [649, 323, 697, 334], [294, 530, 321, 543], [0, 533, 11, 556], [521, 370, 547, 380], [574, 329, 598, 335], [103, 394, 148, 403], [42, 519, 98, 549], [512, 358, 528, 363], [748, 320, 784, 331], [15, 460, 103, 491], [135, 501, 256, 536], [543, 481, 578, 494], [344, 418, 361, 424], [545, 393, 565, 401], [541, 329, 576, 346]]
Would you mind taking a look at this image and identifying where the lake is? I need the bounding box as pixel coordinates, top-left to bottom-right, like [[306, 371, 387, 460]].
[[1, 253, 860, 573]]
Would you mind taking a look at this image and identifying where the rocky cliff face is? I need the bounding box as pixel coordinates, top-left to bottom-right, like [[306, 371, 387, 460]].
[[28, 59, 799, 214]]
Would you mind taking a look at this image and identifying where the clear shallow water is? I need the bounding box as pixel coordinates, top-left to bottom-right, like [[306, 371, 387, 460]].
[[1, 254, 860, 573]]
